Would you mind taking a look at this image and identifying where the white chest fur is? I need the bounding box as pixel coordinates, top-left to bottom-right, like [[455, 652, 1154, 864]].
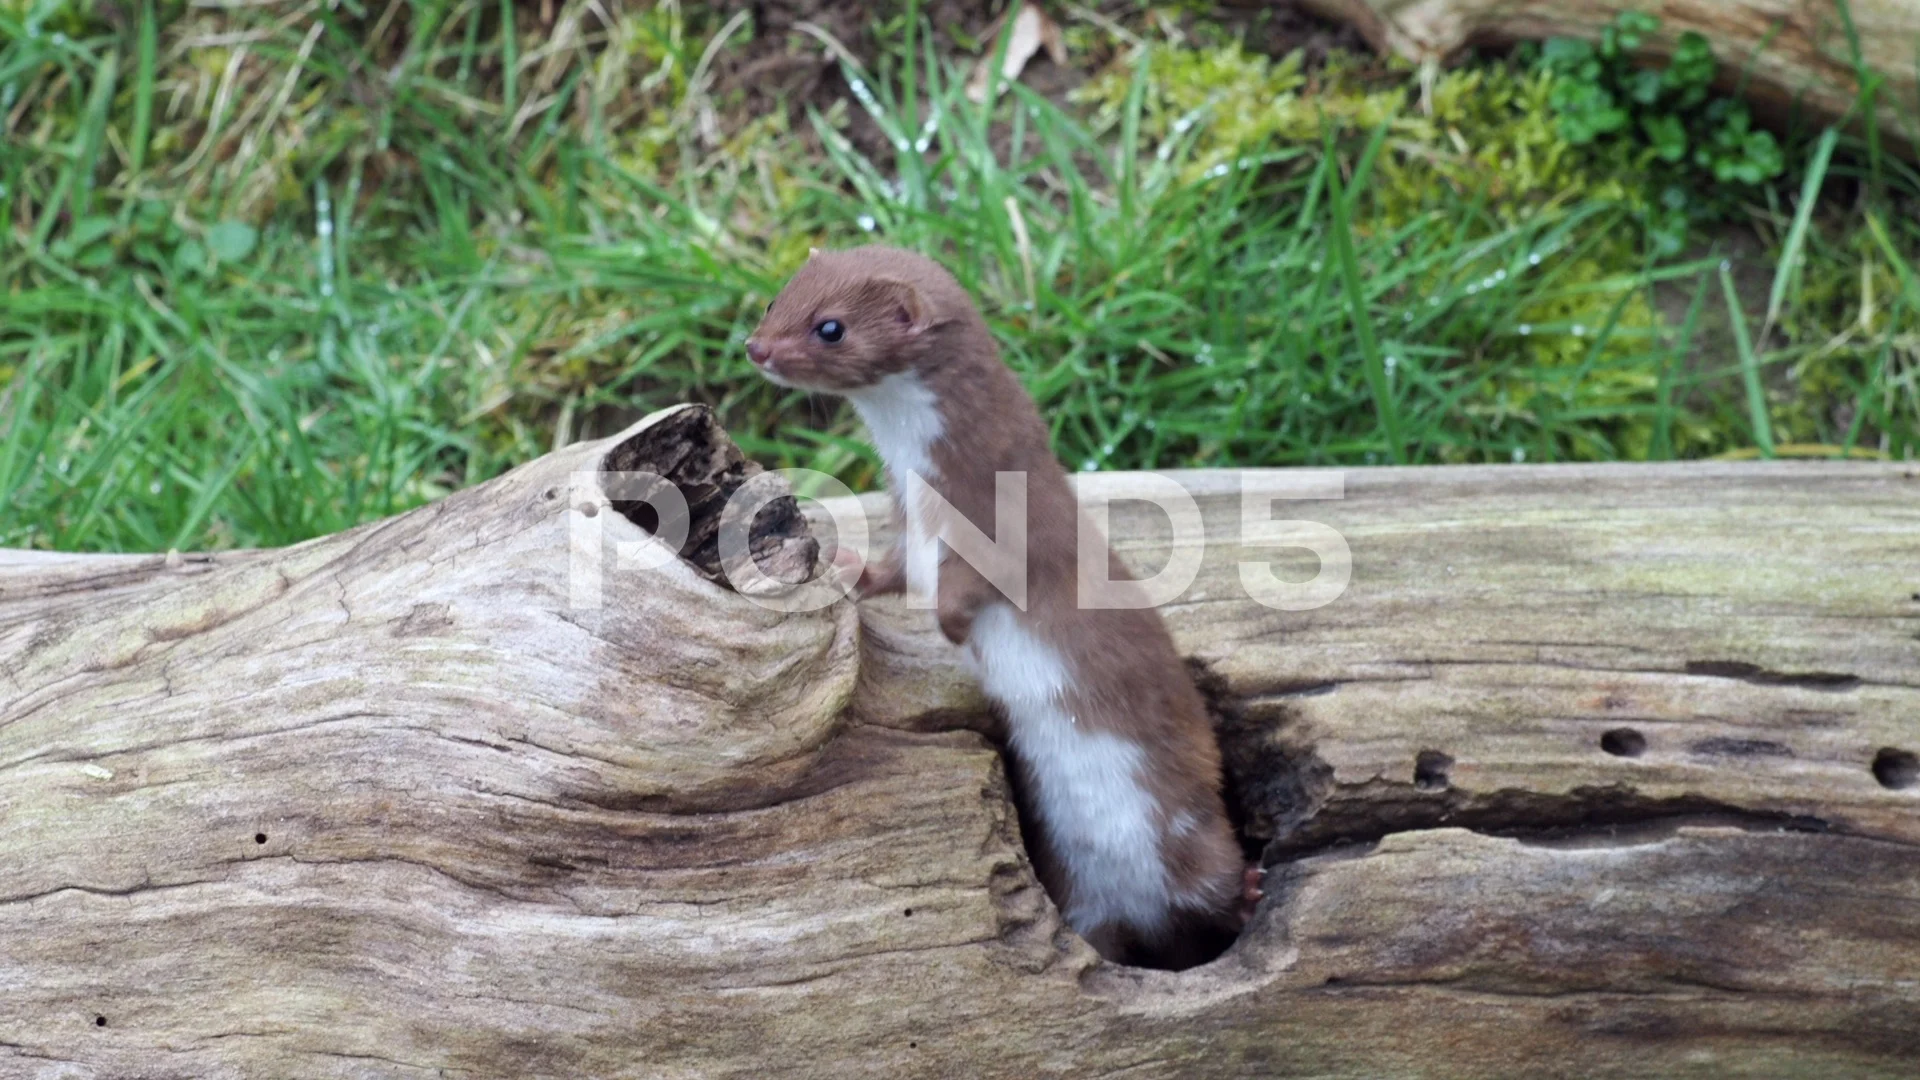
[[847, 373, 945, 599], [967, 603, 1171, 936]]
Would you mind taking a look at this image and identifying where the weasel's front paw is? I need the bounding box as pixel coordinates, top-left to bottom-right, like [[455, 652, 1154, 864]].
[[829, 547, 864, 588], [936, 605, 975, 646], [830, 548, 905, 600], [857, 564, 907, 599]]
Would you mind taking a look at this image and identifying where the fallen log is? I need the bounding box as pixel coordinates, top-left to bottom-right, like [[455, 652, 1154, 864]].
[[2, 404, 1918, 1078], [1294, 0, 1920, 150]]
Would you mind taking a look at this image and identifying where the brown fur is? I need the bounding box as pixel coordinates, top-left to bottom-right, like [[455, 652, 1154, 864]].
[[748, 245, 1248, 968]]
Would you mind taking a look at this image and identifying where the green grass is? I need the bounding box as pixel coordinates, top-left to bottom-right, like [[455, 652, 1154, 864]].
[[3, 1, 1917, 553]]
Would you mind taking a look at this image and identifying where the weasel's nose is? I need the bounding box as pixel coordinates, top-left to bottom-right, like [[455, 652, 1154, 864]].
[[745, 339, 770, 367]]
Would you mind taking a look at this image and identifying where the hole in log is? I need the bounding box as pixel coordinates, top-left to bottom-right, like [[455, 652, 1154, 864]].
[[1601, 728, 1647, 758], [902, 908, 913, 917], [1141, 660, 1332, 972], [1413, 750, 1454, 791], [1873, 748, 1919, 790], [94, 1016, 106, 1027], [254, 833, 267, 845], [1198, 660, 1334, 855], [628, 500, 660, 535], [986, 660, 1303, 974], [600, 405, 820, 591]]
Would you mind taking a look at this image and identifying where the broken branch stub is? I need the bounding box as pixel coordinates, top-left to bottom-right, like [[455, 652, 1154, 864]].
[[599, 403, 820, 591], [1298, 0, 1920, 151], [3, 406, 1919, 1077]]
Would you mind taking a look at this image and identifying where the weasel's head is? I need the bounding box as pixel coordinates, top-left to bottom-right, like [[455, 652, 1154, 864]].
[[745, 245, 969, 393]]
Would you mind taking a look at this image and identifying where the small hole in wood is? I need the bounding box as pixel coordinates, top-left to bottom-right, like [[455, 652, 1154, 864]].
[[629, 501, 660, 535], [1413, 750, 1453, 791], [576, 502, 599, 518], [909, 1042, 918, 1049], [902, 908, 913, 917], [254, 833, 268, 845], [95, 1016, 106, 1027], [1872, 748, 1919, 790], [542, 487, 559, 501], [1601, 728, 1647, 758]]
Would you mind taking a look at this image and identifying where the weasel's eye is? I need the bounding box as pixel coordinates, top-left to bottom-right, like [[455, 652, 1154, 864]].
[[814, 319, 844, 344]]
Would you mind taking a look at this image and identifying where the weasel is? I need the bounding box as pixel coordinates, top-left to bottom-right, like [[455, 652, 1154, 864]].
[[746, 245, 1257, 969]]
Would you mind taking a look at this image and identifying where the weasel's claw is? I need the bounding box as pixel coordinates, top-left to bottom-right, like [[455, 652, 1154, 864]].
[[1238, 864, 1265, 923]]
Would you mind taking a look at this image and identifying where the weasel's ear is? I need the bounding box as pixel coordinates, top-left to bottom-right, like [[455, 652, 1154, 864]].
[[807, 246, 821, 259], [863, 277, 932, 335]]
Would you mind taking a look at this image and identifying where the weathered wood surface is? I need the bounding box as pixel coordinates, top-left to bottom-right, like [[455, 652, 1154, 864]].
[[1294, 0, 1920, 149], [3, 405, 1919, 1078]]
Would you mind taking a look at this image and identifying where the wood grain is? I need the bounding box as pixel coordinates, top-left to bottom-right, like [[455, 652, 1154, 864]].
[[3, 408, 1917, 1078]]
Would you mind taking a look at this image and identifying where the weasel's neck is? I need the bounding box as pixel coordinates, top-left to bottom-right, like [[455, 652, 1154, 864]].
[[846, 371, 945, 485], [845, 350, 1068, 514]]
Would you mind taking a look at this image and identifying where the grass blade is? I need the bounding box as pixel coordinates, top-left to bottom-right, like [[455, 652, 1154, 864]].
[[1763, 127, 1838, 338], [129, 0, 157, 174], [1719, 264, 1775, 459], [1326, 144, 1404, 464]]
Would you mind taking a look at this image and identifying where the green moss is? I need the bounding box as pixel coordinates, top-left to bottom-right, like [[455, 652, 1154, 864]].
[[1075, 38, 1672, 461], [1765, 221, 1920, 449]]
